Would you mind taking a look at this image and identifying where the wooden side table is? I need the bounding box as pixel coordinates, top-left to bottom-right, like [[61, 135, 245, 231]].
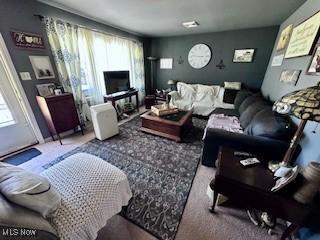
[[144, 95, 156, 109], [210, 147, 320, 239]]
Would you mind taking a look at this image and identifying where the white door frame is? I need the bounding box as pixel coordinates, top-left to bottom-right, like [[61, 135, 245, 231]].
[[0, 33, 44, 144]]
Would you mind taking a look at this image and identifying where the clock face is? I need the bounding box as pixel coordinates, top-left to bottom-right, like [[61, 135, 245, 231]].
[[188, 44, 212, 69]]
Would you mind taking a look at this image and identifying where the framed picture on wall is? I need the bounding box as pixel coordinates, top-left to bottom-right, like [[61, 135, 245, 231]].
[[279, 70, 301, 86], [233, 49, 255, 63], [306, 44, 320, 75], [10, 31, 45, 49], [276, 24, 293, 51], [29, 56, 55, 79], [271, 54, 285, 66], [285, 11, 320, 59], [36, 83, 55, 97]]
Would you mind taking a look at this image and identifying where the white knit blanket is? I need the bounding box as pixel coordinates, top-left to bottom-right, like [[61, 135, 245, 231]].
[[41, 153, 132, 240]]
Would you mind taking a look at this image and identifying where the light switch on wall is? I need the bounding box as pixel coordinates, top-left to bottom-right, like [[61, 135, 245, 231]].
[[19, 72, 32, 80]]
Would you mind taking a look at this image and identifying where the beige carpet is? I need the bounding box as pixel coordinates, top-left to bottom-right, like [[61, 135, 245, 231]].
[[20, 113, 282, 240]]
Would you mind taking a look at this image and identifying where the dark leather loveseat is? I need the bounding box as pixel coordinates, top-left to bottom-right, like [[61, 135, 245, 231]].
[[201, 90, 296, 167]]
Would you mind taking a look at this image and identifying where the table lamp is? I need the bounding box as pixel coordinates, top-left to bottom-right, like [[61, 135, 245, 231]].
[[273, 82, 320, 165], [167, 79, 175, 91]]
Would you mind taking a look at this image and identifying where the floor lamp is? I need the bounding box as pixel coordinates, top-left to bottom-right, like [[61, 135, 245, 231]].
[[147, 56, 158, 94], [273, 82, 320, 166]]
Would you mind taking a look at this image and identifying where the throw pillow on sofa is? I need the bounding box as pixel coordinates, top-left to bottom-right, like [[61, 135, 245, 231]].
[[224, 81, 241, 90], [194, 84, 220, 102], [239, 101, 271, 128], [0, 162, 61, 218], [215, 88, 235, 109], [223, 89, 239, 104]]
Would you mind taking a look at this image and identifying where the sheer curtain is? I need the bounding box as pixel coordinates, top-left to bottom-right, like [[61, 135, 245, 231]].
[[78, 28, 145, 107], [44, 17, 83, 108]]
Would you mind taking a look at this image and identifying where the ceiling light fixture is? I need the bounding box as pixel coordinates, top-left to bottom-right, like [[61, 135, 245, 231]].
[[182, 21, 199, 28]]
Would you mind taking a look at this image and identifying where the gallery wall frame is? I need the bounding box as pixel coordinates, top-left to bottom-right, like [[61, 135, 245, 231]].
[[285, 10, 320, 59], [271, 54, 285, 67], [279, 69, 301, 86], [29, 56, 55, 79], [232, 48, 255, 63], [276, 24, 293, 51], [306, 44, 320, 76]]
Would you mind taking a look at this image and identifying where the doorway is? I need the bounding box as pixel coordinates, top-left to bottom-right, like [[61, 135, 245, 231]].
[[0, 34, 41, 156]]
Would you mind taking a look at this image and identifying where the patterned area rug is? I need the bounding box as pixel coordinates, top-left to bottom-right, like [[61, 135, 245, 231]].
[[43, 116, 206, 240]]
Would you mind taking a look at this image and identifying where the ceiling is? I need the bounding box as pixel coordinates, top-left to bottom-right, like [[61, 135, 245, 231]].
[[38, 0, 306, 37]]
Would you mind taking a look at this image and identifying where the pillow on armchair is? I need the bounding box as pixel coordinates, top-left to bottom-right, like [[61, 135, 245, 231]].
[[0, 162, 61, 218]]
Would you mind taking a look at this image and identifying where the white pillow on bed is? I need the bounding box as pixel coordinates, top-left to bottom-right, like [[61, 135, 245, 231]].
[[0, 162, 61, 218]]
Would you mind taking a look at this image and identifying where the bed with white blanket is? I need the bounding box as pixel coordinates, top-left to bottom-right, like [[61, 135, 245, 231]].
[[41, 153, 132, 240]]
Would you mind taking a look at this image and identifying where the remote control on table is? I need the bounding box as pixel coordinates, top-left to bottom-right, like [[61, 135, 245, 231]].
[[240, 158, 260, 167]]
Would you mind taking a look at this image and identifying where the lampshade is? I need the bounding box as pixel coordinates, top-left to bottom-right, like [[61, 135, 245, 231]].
[[273, 83, 320, 122], [147, 56, 158, 61], [167, 80, 175, 85]]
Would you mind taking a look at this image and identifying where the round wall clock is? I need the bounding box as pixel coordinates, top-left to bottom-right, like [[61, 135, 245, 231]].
[[188, 43, 212, 69]]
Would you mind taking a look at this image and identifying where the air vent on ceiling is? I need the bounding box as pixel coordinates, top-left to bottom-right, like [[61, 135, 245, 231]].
[[182, 21, 199, 28]]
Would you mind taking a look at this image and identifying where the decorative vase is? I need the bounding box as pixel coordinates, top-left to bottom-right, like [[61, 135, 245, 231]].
[[293, 162, 320, 204]]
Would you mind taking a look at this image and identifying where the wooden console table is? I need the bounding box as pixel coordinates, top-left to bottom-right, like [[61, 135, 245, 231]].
[[103, 89, 139, 112], [210, 147, 320, 239]]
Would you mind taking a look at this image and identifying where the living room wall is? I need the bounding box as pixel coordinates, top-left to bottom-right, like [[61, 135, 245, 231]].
[[150, 26, 279, 90], [0, 0, 59, 139], [261, 0, 320, 167], [0, 0, 149, 139]]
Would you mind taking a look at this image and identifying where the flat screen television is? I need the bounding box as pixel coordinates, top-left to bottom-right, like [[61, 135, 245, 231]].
[[104, 70, 130, 94]]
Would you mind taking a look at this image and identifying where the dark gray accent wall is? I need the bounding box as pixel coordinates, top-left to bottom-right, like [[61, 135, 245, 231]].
[[150, 26, 279, 90], [261, 0, 320, 166], [0, 0, 149, 139]]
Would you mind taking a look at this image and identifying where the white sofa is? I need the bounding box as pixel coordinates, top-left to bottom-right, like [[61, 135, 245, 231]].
[[169, 82, 234, 116]]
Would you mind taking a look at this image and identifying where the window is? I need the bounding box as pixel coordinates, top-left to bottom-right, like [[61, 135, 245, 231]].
[[0, 91, 15, 127], [78, 28, 145, 105]]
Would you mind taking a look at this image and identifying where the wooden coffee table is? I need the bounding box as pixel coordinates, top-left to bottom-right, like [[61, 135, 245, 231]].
[[140, 110, 193, 142]]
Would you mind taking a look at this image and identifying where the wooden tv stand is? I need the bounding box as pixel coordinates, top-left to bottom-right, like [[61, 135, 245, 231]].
[[103, 89, 139, 112]]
